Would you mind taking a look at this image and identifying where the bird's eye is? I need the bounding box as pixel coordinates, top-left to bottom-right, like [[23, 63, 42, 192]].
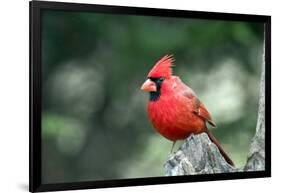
[[148, 77, 164, 82]]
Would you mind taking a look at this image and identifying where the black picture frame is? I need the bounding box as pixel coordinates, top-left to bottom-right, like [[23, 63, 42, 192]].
[[29, 0, 271, 192]]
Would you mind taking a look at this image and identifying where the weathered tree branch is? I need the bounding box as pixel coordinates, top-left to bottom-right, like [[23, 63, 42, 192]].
[[244, 53, 265, 172], [164, 133, 238, 175], [165, 50, 265, 176]]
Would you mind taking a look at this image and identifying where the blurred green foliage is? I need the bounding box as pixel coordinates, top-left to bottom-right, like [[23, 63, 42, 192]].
[[41, 10, 264, 183]]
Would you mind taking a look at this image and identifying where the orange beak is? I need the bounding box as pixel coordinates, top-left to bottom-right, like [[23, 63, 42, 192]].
[[141, 79, 157, 92]]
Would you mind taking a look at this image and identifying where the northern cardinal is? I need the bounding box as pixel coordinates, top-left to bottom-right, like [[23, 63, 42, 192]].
[[141, 55, 234, 166]]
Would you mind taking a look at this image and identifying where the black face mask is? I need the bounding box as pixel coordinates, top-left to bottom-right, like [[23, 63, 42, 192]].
[[148, 77, 164, 101]]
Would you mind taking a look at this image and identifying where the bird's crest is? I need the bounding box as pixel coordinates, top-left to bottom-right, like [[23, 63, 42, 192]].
[[148, 55, 174, 79]]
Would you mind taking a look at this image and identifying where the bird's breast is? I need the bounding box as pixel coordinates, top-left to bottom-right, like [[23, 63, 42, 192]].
[[147, 95, 205, 141]]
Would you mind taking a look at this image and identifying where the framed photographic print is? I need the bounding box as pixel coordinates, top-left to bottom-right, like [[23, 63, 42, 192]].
[[29, 0, 271, 192]]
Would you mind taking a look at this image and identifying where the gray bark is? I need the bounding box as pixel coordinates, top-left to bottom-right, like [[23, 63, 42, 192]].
[[165, 51, 265, 176], [244, 53, 265, 171], [164, 133, 238, 175]]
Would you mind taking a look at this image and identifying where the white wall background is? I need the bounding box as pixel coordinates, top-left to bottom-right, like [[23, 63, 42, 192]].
[[0, 0, 279, 192]]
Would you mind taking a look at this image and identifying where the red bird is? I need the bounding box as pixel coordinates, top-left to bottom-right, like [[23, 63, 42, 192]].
[[141, 55, 234, 166]]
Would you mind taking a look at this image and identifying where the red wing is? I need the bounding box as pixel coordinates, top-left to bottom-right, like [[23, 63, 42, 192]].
[[195, 99, 216, 127], [173, 76, 216, 127]]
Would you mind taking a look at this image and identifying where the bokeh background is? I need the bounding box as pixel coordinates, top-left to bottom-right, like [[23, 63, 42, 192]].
[[41, 10, 264, 183]]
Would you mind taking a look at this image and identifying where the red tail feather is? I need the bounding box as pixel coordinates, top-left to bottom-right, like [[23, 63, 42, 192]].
[[205, 128, 235, 166]]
